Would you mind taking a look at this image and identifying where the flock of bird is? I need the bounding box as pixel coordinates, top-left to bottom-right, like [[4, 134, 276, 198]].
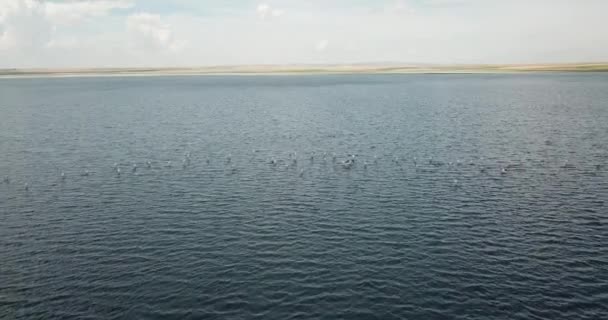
[[2, 149, 604, 192]]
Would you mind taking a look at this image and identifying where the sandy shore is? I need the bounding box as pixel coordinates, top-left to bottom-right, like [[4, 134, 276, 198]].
[[1, 63, 607, 78]]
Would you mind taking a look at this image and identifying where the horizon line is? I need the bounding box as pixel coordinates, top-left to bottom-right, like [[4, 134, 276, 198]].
[[3, 61, 608, 71], [2, 62, 607, 78]]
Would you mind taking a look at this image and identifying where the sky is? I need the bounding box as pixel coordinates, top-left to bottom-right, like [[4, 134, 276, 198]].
[[0, 0, 607, 68]]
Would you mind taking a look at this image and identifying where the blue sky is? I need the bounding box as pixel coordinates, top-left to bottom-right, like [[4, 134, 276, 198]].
[[1, 0, 607, 68]]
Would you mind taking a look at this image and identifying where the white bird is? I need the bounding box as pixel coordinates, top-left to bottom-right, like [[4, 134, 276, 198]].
[[270, 158, 277, 166], [342, 159, 355, 169], [453, 179, 459, 187], [116, 167, 121, 176], [81, 170, 90, 177], [501, 167, 507, 175], [166, 161, 172, 168], [146, 161, 152, 169], [61, 171, 66, 181]]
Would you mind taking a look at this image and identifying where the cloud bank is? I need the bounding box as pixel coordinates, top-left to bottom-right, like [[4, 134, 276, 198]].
[[0, 0, 606, 68]]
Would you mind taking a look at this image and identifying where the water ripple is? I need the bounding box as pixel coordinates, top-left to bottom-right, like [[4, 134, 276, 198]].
[[1, 74, 608, 319]]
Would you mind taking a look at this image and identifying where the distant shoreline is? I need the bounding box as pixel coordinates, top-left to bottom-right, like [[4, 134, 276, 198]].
[[1, 63, 607, 79]]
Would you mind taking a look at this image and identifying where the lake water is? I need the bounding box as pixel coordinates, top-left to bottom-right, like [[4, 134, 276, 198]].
[[1, 74, 607, 319]]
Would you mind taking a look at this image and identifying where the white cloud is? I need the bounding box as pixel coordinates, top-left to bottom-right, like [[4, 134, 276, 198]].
[[0, 0, 133, 63], [256, 3, 284, 20], [46, 0, 133, 26], [0, 0, 51, 51], [256, 3, 270, 18], [315, 39, 328, 52], [126, 13, 183, 53], [387, 0, 414, 14], [1, 0, 608, 68]]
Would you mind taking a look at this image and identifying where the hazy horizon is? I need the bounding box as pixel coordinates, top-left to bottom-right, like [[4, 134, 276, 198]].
[[1, 0, 607, 68]]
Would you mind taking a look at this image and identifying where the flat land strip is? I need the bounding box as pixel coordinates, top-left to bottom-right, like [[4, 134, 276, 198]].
[[2, 63, 607, 78]]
